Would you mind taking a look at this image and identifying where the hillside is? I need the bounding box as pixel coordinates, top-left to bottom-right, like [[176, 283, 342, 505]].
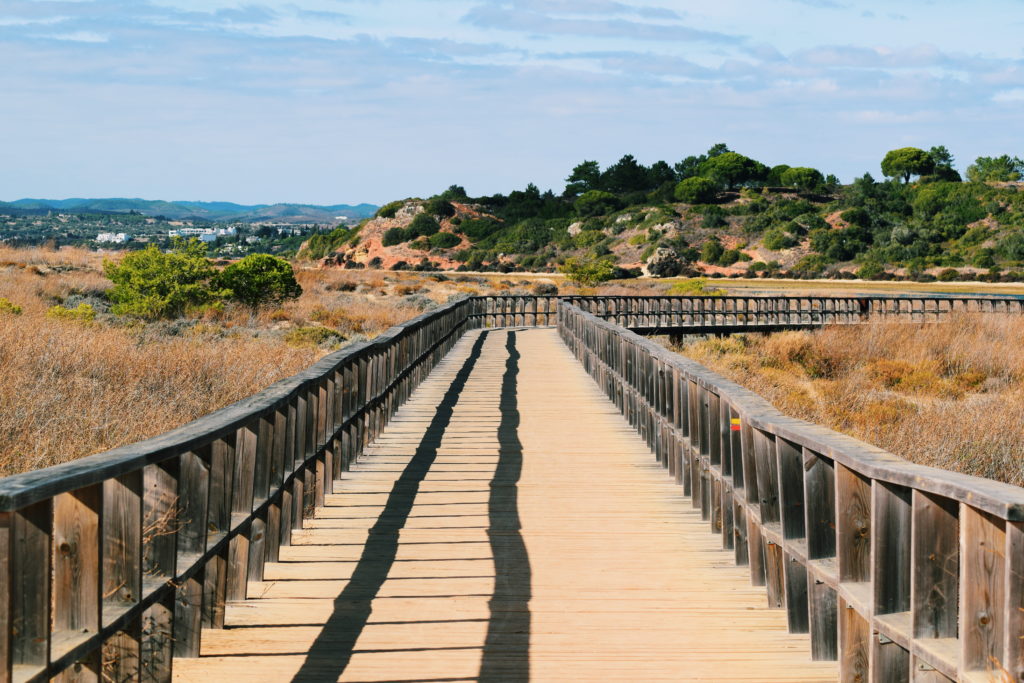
[[302, 145, 1024, 282], [1, 198, 378, 224]]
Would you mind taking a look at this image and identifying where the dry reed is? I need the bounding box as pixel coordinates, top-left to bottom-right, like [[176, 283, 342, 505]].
[[675, 313, 1024, 486]]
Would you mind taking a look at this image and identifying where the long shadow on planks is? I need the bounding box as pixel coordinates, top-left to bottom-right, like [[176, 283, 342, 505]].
[[478, 331, 531, 682], [290, 332, 490, 682]]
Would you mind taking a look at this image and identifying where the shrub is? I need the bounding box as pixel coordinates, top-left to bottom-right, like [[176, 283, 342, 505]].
[[0, 298, 22, 315], [428, 232, 462, 249], [856, 261, 886, 280], [701, 239, 724, 263], [937, 268, 960, 282], [673, 176, 717, 204], [574, 190, 622, 217], [284, 326, 345, 349], [558, 255, 615, 286], [574, 230, 605, 248], [47, 303, 96, 324], [381, 228, 407, 246], [104, 239, 222, 319], [532, 282, 559, 296], [217, 253, 302, 308], [763, 227, 796, 250], [425, 197, 456, 218], [407, 213, 441, 238], [376, 201, 403, 218]]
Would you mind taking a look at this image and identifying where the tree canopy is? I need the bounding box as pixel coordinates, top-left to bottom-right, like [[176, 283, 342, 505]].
[[966, 155, 1024, 183], [881, 147, 935, 183]]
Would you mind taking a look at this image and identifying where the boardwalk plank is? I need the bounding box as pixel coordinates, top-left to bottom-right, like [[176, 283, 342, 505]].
[[174, 328, 837, 682]]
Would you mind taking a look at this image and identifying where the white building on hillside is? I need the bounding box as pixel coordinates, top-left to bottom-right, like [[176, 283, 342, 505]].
[[96, 232, 130, 244]]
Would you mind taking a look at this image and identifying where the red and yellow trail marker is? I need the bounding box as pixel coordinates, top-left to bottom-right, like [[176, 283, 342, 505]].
[[730, 417, 741, 432]]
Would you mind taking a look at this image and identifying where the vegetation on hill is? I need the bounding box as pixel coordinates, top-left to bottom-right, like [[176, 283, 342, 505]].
[[315, 143, 1024, 282]]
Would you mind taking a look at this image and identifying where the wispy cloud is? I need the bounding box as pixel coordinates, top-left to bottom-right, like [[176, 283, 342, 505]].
[[0, 0, 1023, 203], [462, 3, 740, 43]]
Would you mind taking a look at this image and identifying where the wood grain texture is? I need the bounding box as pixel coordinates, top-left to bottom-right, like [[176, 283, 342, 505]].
[[173, 329, 836, 682]]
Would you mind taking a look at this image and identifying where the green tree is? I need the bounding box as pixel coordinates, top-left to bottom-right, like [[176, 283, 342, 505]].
[[564, 160, 601, 197], [600, 154, 649, 193], [766, 164, 791, 186], [218, 253, 302, 308], [673, 176, 718, 204], [966, 155, 1024, 183], [779, 167, 824, 191], [574, 190, 623, 217], [699, 152, 765, 190], [558, 255, 616, 286], [104, 239, 222, 319], [881, 147, 935, 183], [925, 146, 961, 182]]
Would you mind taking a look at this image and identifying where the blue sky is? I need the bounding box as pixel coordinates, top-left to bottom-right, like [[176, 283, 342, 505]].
[[2, 1, 1023, 204]]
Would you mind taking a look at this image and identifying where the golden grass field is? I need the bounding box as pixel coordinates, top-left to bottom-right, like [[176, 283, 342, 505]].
[[3, 244, 1023, 485], [675, 314, 1024, 487], [0, 246, 570, 475]]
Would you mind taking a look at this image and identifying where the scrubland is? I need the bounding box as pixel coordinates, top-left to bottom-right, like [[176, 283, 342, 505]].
[[675, 314, 1024, 486], [0, 246, 568, 475]]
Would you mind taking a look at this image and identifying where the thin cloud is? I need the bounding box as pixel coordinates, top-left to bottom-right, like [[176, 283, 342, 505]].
[[462, 4, 740, 43]]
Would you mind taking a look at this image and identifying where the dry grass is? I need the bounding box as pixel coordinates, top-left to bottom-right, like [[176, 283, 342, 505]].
[[675, 313, 1024, 486], [0, 248, 579, 475]]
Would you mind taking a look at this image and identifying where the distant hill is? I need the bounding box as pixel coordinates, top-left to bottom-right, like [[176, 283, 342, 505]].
[[0, 198, 378, 224]]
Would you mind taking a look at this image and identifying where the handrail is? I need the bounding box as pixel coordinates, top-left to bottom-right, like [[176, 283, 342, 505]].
[[558, 301, 1024, 681], [565, 294, 1024, 332], [0, 298, 492, 682]]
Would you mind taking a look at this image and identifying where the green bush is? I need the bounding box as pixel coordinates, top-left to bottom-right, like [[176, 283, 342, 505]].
[[574, 230, 605, 248], [47, 303, 96, 324], [558, 255, 615, 286], [376, 201, 403, 218], [428, 232, 462, 249], [574, 190, 622, 217], [0, 298, 22, 315], [104, 239, 223, 319], [217, 253, 302, 308], [382, 227, 407, 247], [701, 239, 724, 263], [425, 197, 456, 218], [673, 176, 717, 204], [763, 228, 796, 250], [407, 213, 441, 238], [856, 261, 885, 280]]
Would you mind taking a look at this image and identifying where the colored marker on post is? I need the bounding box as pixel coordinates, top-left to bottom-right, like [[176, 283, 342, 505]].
[[730, 417, 741, 432]]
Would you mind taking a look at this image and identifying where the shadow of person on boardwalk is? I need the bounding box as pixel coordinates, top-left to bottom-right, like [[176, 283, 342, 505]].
[[478, 331, 531, 682], [289, 330, 532, 682]]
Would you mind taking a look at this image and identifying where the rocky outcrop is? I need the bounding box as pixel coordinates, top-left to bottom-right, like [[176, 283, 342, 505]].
[[642, 247, 685, 278]]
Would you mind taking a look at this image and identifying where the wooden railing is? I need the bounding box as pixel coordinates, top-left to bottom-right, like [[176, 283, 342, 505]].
[[0, 297, 504, 682], [558, 301, 1024, 682], [567, 294, 1024, 332], [4, 292, 1024, 682]]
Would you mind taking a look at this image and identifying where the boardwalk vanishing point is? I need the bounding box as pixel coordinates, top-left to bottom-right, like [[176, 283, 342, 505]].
[[174, 328, 836, 681]]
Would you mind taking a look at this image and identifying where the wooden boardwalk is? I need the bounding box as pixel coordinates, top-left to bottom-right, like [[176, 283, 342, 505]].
[[174, 328, 838, 682]]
